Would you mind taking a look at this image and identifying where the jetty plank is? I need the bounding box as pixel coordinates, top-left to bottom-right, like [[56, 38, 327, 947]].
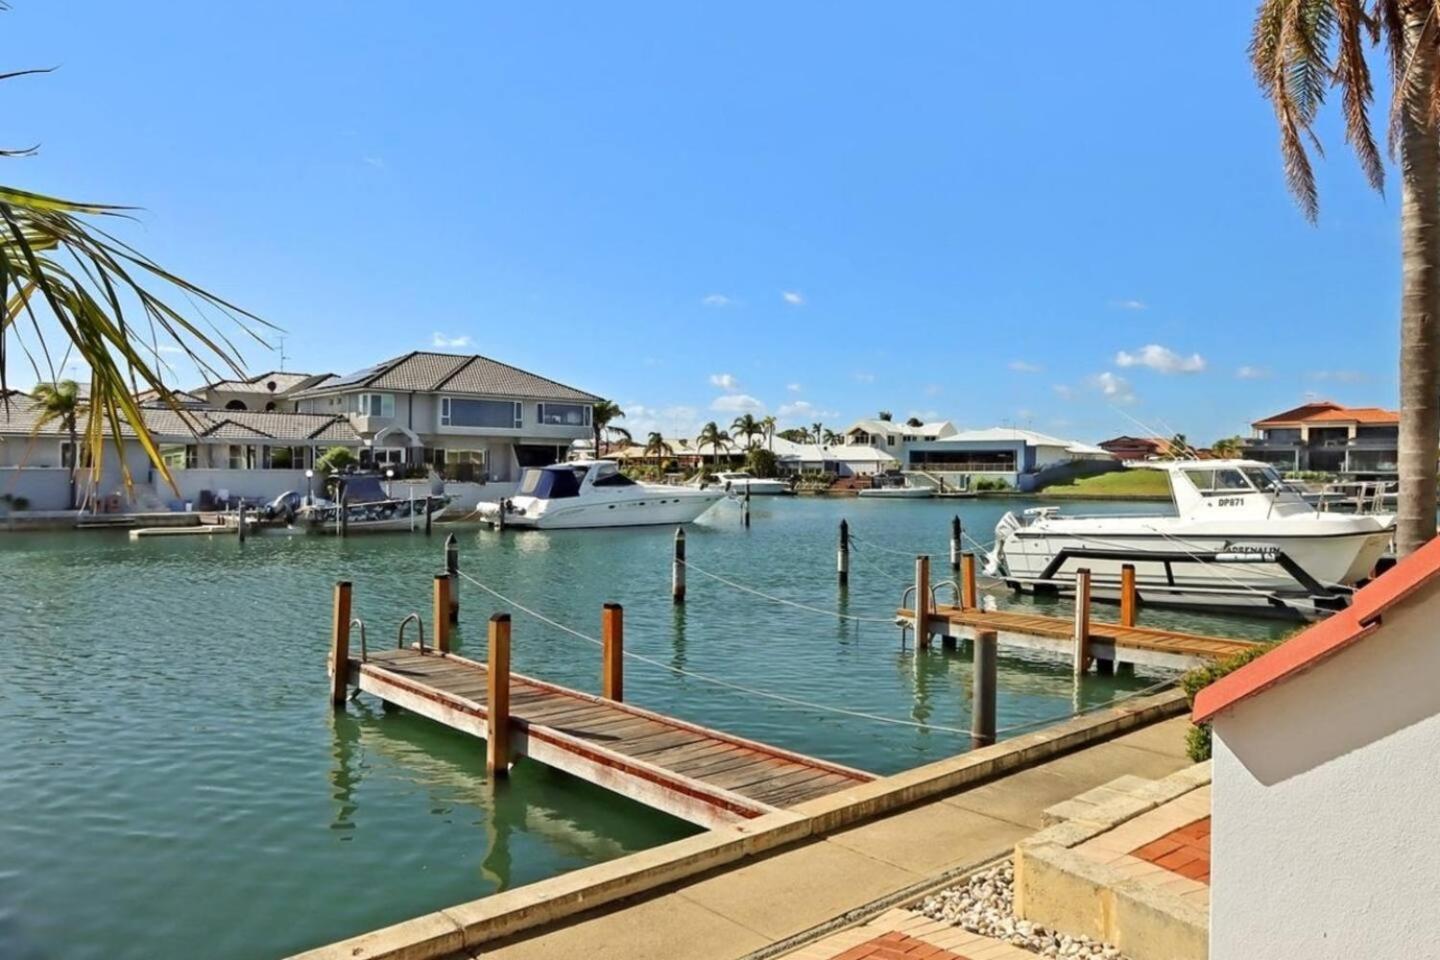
[[344, 646, 873, 828]]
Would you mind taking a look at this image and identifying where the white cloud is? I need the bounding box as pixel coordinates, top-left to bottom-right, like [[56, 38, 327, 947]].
[[1110, 298, 1147, 310], [1007, 360, 1042, 373], [853, 372, 876, 383], [786, 383, 802, 393], [1309, 369, 1368, 383], [781, 290, 805, 306], [362, 155, 386, 169], [1235, 365, 1269, 380], [702, 294, 732, 307], [710, 393, 765, 414], [432, 332, 473, 349], [1092, 371, 1136, 403], [1114, 344, 1206, 374], [777, 399, 839, 422], [709, 372, 739, 391]]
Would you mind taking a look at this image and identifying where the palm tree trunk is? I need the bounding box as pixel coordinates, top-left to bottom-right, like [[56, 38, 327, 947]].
[[1396, 7, 1440, 556], [66, 421, 78, 510]]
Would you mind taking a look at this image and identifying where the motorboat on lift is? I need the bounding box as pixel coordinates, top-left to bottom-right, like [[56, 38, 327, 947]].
[[294, 475, 451, 533], [702, 471, 792, 496], [477, 460, 725, 529], [986, 460, 1395, 610], [858, 471, 935, 499]]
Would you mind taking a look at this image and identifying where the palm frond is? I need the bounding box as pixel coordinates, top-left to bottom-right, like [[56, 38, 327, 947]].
[[1335, 0, 1385, 190]]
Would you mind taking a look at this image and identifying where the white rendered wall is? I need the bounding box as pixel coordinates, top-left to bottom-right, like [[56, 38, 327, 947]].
[[1210, 595, 1440, 960]]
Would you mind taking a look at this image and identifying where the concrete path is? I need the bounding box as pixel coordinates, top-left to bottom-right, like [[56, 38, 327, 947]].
[[467, 717, 1192, 960]]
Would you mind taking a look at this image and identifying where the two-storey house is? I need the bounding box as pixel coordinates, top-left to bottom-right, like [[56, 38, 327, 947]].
[[1241, 401, 1399, 478]]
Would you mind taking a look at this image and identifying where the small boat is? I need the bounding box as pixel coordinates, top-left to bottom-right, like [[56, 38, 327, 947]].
[[986, 460, 1395, 609], [704, 471, 792, 496], [295, 476, 451, 533], [477, 460, 724, 529], [858, 472, 935, 499]]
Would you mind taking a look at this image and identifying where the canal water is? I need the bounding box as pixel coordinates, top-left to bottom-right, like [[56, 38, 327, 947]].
[[0, 496, 1293, 959]]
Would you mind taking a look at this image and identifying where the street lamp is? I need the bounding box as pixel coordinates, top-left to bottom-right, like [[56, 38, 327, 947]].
[[305, 468, 314, 504]]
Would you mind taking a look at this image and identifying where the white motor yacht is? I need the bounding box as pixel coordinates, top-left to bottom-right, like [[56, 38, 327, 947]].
[[478, 460, 724, 529], [858, 472, 934, 499], [707, 471, 792, 496], [987, 460, 1394, 606]]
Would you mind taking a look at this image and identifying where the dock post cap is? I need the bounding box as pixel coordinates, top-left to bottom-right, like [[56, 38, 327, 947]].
[[602, 601, 623, 611], [490, 612, 511, 623], [335, 579, 353, 588], [433, 571, 448, 580]]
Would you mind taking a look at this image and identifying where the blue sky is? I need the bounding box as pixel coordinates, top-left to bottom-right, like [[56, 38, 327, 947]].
[[5, 2, 1406, 443]]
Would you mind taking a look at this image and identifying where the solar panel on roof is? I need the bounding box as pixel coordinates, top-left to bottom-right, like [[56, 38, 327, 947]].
[[324, 361, 389, 388]]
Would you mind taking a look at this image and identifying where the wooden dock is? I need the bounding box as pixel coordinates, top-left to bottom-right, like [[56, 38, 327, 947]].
[[331, 580, 873, 829]]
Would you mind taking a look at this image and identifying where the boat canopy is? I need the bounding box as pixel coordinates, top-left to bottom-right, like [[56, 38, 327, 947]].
[[519, 465, 583, 499], [338, 476, 390, 503]]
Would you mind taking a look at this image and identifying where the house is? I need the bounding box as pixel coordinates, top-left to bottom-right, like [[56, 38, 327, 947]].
[[905, 427, 1116, 489], [291, 351, 602, 484], [1192, 538, 1440, 959], [842, 419, 958, 466], [1097, 435, 1173, 461], [194, 370, 336, 412], [1241, 401, 1398, 477]]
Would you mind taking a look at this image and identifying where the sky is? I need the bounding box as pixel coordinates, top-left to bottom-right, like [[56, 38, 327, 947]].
[[2, 1, 1409, 444]]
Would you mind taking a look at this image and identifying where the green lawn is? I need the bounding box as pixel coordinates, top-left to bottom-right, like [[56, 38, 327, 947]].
[[1040, 468, 1173, 498]]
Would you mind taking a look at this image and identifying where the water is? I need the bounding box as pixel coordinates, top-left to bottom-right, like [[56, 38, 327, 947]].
[[0, 496, 1291, 959]]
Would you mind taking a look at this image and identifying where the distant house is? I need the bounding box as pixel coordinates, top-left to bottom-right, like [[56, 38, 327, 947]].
[[1097, 435, 1172, 461], [905, 427, 1115, 489], [195, 370, 336, 412], [1193, 537, 1440, 960], [1241, 401, 1398, 477], [292, 351, 601, 483], [842, 419, 958, 466]]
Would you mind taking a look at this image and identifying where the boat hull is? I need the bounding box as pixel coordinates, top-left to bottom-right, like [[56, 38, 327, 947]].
[[858, 488, 933, 499], [482, 490, 724, 529]]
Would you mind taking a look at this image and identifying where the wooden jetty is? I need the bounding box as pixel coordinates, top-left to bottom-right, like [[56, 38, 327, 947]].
[[330, 580, 873, 829], [901, 559, 1259, 672]]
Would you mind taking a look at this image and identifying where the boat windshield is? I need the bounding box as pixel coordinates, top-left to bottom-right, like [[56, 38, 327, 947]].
[[517, 466, 583, 499], [1241, 465, 1308, 503], [591, 463, 637, 487]]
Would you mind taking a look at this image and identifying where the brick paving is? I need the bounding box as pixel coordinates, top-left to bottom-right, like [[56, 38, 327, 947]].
[[1131, 816, 1210, 884], [825, 931, 969, 960]]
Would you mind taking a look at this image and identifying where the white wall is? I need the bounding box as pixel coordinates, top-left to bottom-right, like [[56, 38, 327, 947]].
[[1210, 595, 1440, 960], [163, 468, 312, 502], [0, 467, 72, 510]]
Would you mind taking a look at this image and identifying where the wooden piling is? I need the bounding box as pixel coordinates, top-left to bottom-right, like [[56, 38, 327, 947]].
[[237, 502, 247, 544], [496, 497, 507, 533], [1119, 563, 1138, 628], [972, 628, 998, 748], [601, 603, 623, 702], [672, 527, 687, 604], [487, 613, 511, 777], [950, 516, 961, 575], [961, 552, 977, 610], [329, 581, 352, 707], [425, 495, 433, 535], [742, 487, 751, 527], [445, 533, 459, 623], [1073, 567, 1092, 675], [837, 519, 850, 588], [433, 574, 451, 653], [915, 554, 931, 650]]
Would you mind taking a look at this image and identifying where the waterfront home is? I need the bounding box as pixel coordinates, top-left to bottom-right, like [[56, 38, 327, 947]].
[[1193, 536, 1440, 959], [1240, 401, 1398, 478], [191, 370, 336, 412], [843, 418, 958, 463], [905, 427, 1115, 490], [1097, 435, 1175, 461]]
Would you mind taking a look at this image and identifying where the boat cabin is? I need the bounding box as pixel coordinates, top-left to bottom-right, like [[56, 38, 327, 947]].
[[516, 461, 636, 499], [1138, 460, 1311, 518]]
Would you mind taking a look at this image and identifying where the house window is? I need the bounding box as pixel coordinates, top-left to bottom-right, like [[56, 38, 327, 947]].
[[441, 397, 522, 429], [354, 393, 395, 418], [60, 442, 76, 469], [161, 444, 199, 470], [537, 403, 591, 427], [373, 448, 406, 466], [227, 444, 257, 470], [887, 436, 895, 447]]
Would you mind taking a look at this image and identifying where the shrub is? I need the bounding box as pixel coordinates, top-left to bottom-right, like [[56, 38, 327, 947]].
[[315, 446, 357, 475], [974, 477, 1012, 492], [745, 447, 779, 478], [1180, 641, 1280, 761]]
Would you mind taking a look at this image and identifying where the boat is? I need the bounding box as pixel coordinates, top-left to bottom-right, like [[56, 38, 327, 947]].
[[477, 460, 725, 529], [703, 471, 792, 496], [986, 459, 1395, 609], [857, 471, 935, 499], [295, 476, 451, 533]]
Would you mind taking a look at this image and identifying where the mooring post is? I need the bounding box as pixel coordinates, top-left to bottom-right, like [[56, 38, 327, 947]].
[[445, 533, 459, 623], [424, 495, 433, 536], [961, 552, 977, 610], [837, 518, 850, 588], [339, 493, 349, 538], [915, 554, 931, 650], [972, 628, 998, 748], [672, 527, 686, 604], [433, 573, 451, 653], [1073, 568, 1093, 675], [601, 602, 623, 701], [487, 613, 511, 777], [1119, 563, 1138, 628], [329, 580, 353, 707], [237, 502, 247, 544], [742, 487, 751, 528], [950, 516, 961, 575], [496, 498, 507, 533]]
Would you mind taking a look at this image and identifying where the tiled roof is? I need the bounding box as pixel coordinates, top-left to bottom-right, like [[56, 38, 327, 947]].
[[299, 351, 601, 402], [1305, 407, 1399, 425], [1252, 401, 1345, 426], [203, 370, 331, 395], [1193, 536, 1440, 723], [0, 394, 360, 444]]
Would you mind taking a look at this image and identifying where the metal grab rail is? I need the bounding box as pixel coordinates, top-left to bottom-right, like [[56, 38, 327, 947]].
[[350, 618, 368, 662], [397, 613, 426, 654]]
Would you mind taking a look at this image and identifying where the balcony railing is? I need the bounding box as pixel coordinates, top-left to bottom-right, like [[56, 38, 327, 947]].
[[906, 461, 1015, 473]]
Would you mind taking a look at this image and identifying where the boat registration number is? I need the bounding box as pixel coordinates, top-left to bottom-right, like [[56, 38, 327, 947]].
[[1215, 497, 1245, 507]]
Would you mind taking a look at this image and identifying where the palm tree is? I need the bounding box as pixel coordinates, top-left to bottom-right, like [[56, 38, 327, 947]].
[[1251, 1, 1437, 554], [643, 430, 673, 461], [822, 428, 840, 445], [1164, 434, 1192, 460], [695, 421, 731, 469], [905, 416, 924, 428], [877, 410, 893, 422], [29, 379, 85, 507], [760, 415, 778, 451], [591, 400, 625, 455], [777, 427, 808, 444], [731, 413, 762, 450], [811, 421, 823, 446], [2, 41, 267, 497], [1212, 435, 1245, 459]]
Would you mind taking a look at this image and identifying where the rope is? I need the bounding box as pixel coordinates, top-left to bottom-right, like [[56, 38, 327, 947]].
[[450, 569, 1181, 740], [677, 557, 899, 624]]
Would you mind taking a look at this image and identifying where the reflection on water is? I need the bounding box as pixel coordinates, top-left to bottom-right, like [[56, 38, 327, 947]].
[[0, 495, 1291, 959]]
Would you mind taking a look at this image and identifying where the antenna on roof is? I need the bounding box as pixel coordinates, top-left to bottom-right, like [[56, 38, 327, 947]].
[[1107, 403, 1205, 460], [277, 336, 288, 373]]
